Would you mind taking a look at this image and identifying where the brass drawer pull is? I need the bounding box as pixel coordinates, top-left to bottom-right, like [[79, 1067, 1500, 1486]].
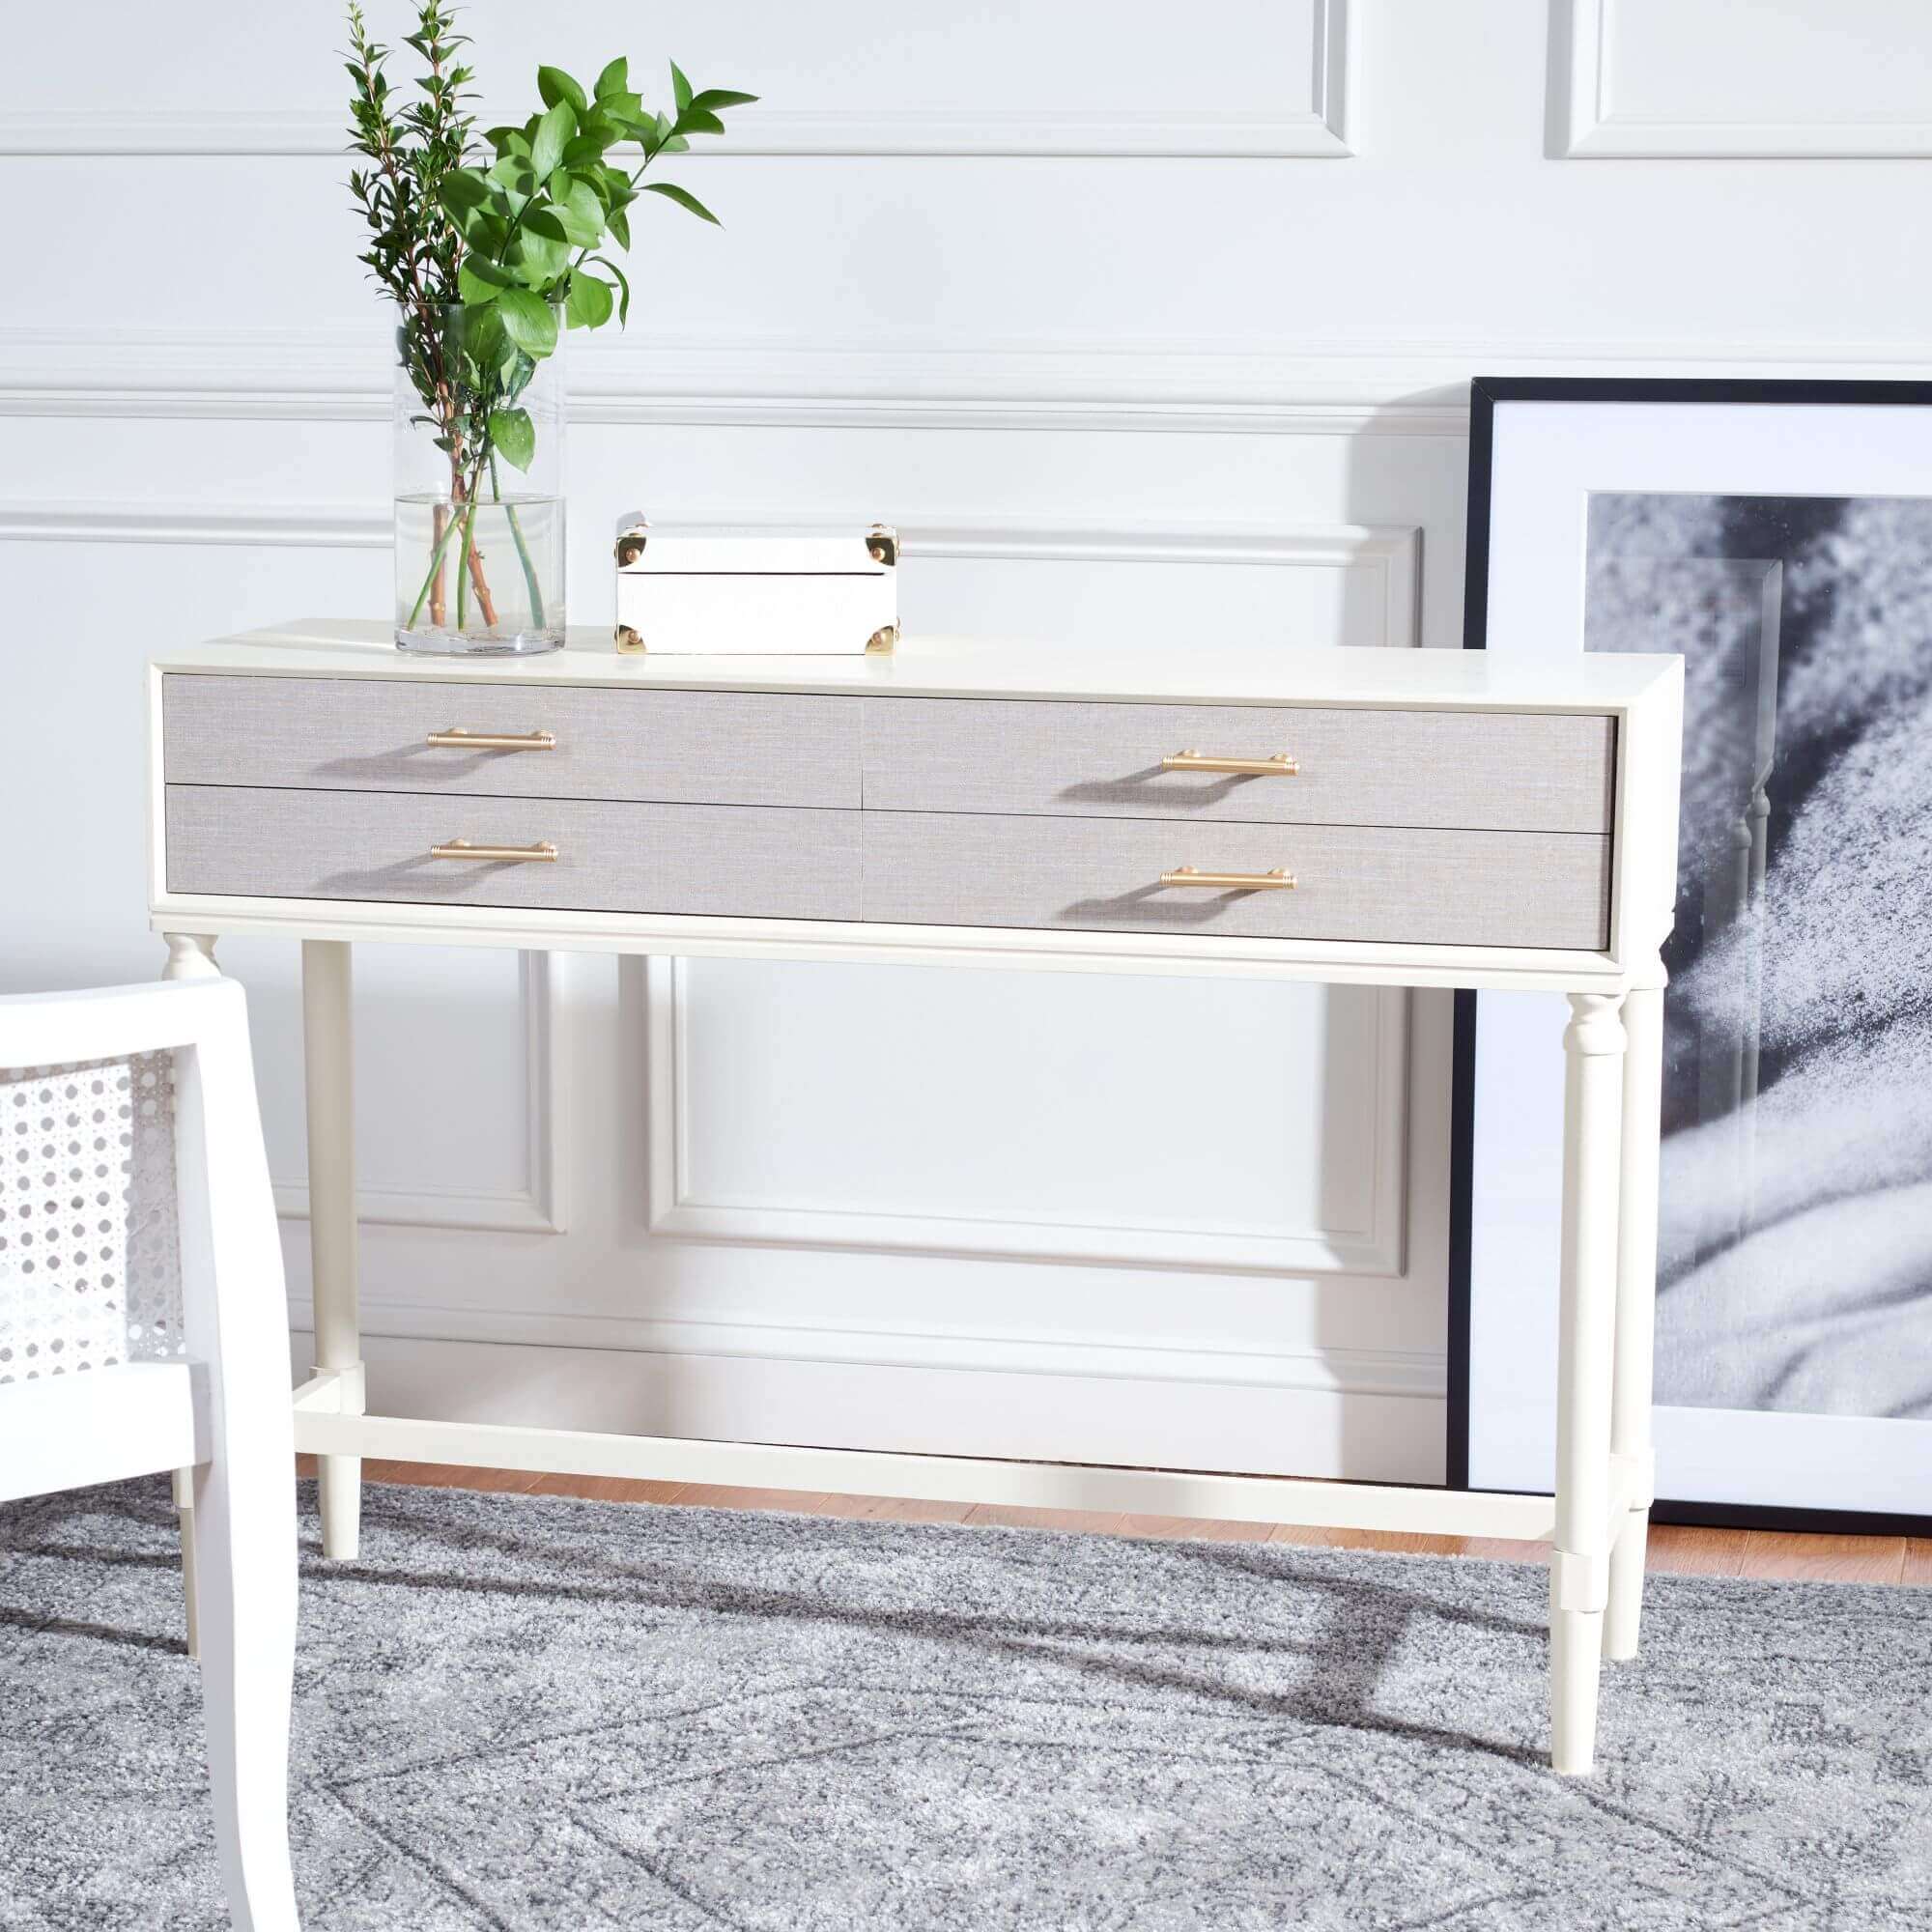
[[1160, 749, 1298, 777], [1160, 866, 1296, 891], [430, 839, 558, 863], [425, 727, 556, 752]]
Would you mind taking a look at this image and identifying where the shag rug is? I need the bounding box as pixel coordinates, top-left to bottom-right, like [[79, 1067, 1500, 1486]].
[[1, 1478, 1928, 1930]]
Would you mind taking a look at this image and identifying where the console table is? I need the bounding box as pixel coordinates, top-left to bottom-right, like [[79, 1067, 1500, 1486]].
[[147, 619, 1683, 1775]]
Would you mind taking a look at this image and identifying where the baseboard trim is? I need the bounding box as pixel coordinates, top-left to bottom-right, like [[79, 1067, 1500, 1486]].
[[289, 1329, 1447, 1487]]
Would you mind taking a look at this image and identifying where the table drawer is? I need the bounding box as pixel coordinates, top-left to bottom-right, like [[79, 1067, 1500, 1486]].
[[863, 812, 1611, 949], [863, 697, 1615, 833], [162, 673, 861, 809], [165, 786, 862, 921]]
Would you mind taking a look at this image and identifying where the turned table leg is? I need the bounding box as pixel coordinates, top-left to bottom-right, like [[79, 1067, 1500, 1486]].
[[1550, 990, 1626, 1775], [302, 940, 364, 1560], [1605, 980, 1664, 1662]]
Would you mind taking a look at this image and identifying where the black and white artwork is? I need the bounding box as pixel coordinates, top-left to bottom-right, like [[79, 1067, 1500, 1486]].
[[1586, 492, 1931, 1422], [1457, 381, 1932, 1527]]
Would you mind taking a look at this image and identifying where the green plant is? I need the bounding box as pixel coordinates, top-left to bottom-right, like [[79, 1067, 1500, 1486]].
[[346, 3, 753, 632]]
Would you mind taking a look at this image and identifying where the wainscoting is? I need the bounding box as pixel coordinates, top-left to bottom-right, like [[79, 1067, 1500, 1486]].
[[8, 0, 1929, 1484]]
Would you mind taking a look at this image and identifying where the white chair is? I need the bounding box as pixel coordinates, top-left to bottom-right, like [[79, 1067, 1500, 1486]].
[[0, 978, 299, 1932]]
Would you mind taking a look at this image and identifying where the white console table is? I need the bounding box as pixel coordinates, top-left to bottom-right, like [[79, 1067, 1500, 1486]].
[[147, 619, 1683, 1775]]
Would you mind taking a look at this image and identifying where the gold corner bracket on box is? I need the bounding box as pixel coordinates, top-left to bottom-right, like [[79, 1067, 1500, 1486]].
[[867, 624, 898, 655], [613, 625, 645, 654]]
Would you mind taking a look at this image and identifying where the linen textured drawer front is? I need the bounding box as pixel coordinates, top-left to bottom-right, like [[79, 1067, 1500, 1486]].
[[863, 698, 1616, 834], [863, 812, 1611, 949], [165, 786, 862, 921], [162, 674, 860, 809]]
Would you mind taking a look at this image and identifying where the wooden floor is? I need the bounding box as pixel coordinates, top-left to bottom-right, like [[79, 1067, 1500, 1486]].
[[303, 1459, 1931, 1587]]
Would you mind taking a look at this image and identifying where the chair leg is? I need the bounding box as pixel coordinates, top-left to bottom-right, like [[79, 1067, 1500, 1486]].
[[162, 929, 218, 1664], [191, 1455, 300, 1932], [173, 1464, 201, 1662]]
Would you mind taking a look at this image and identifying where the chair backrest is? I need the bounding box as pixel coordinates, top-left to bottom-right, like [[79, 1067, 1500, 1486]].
[[1, 1048, 187, 1384], [0, 979, 286, 1401]]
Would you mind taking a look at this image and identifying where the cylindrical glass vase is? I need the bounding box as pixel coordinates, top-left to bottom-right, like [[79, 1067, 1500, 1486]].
[[393, 304, 565, 655]]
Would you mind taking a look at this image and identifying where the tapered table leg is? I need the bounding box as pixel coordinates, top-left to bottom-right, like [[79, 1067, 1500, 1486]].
[[1605, 980, 1663, 1661], [1550, 990, 1626, 1775], [302, 940, 363, 1560]]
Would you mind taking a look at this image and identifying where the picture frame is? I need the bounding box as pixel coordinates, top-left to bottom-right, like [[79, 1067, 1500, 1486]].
[[1451, 375, 1932, 1536]]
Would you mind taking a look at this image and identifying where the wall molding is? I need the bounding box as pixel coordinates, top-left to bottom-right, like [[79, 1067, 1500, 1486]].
[[0, 106, 1350, 162], [0, 502, 388, 550], [280, 1324, 1445, 1482], [1555, 0, 1932, 158], [0, 501, 1422, 651], [8, 327, 1932, 437], [285, 1301, 1444, 1401], [643, 957, 1410, 1278], [0, 327, 1467, 437], [274, 951, 567, 1236], [0, 5, 1352, 159]]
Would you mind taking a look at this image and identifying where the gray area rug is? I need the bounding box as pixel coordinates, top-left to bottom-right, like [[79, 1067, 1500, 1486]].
[[2, 1479, 1928, 1931]]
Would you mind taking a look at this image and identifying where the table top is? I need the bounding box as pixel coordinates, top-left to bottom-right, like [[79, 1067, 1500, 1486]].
[[158, 621, 1682, 715]]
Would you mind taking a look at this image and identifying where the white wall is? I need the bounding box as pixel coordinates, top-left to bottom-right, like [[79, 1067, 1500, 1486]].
[[5, 0, 1929, 1483]]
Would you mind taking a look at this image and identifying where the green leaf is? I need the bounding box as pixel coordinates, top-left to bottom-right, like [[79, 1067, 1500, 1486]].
[[436, 168, 491, 216], [469, 207, 512, 254], [676, 107, 725, 137], [641, 179, 720, 225], [497, 287, 558, 358], [487, 153, 537, 198], [590, 253, 633, 326], [594, 55, 629, 100], [510, 220, 569, 282], [607, 203, 631, 250], [485, 124, 529, 157], [462, 303, 509, 373], [529, 100, 575, 179], [537, 66, 587, 115], [576, 106, 627, 149], [688, 88, 759, 111], [488, 406, 536, 470], [458, 258, 514, 302], [670, 61, 693, 113], [565, 270, 614, 330], [553, 178, 607, 245], [521, 204, 569, 243]]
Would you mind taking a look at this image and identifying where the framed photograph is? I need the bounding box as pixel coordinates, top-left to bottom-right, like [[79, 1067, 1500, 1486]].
[[1452, 376, 1932, 1534]]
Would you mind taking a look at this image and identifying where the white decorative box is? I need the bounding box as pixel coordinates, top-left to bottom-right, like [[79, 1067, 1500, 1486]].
[[612, 519, 897, 655]]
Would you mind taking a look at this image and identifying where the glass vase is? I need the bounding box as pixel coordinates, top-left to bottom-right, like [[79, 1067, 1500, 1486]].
[[393, 303, 565, 655]]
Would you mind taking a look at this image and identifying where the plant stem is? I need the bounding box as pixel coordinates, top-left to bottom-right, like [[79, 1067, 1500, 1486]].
[[491, 453, 545, 629], [408, 502, 469, 627], [456, 501, 470, 628], [459, 450, 499, 626]]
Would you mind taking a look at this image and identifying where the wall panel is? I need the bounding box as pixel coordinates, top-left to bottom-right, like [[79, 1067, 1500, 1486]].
[[7, 0, 1928, 1484]]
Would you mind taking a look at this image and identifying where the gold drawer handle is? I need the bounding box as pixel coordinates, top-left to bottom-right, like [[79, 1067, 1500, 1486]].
[[1160, 866, 1296, 891], [1160, 750, 1298, 777], [430, 839, 558, 863], [425, 728, 556, 752]]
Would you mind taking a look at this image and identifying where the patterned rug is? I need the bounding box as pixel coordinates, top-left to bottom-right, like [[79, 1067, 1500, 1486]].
[[2, 1477, 1928, 1929]]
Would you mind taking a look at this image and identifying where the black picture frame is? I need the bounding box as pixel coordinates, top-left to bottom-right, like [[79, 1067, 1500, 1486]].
[[1450, 374, 1932, 1538]]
